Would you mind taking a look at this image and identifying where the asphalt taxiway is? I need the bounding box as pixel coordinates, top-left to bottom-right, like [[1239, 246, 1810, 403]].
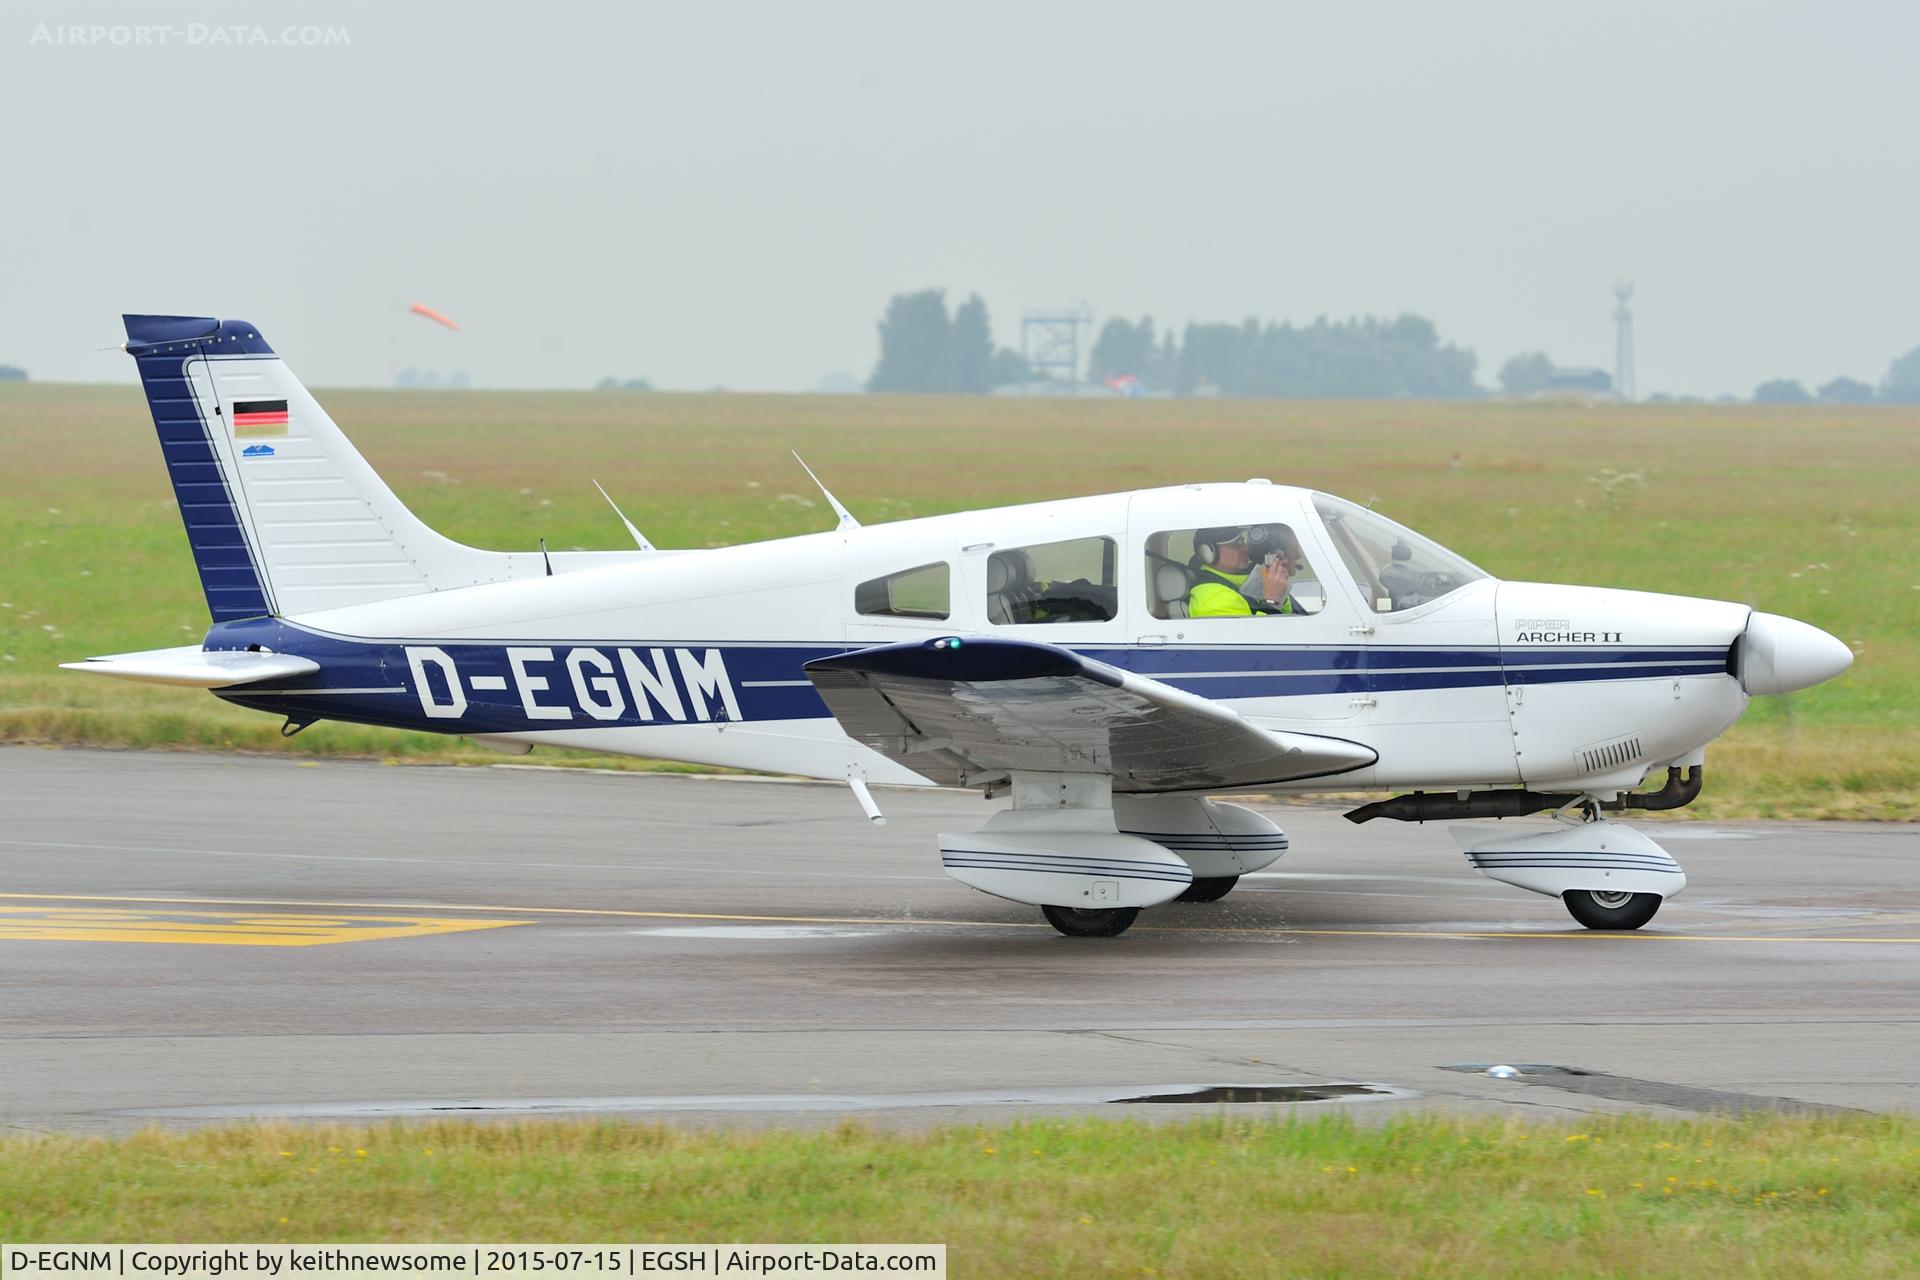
[[2, 746, 1916, 1133]]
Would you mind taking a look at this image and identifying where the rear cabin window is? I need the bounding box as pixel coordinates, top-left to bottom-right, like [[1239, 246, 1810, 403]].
[[1145, 525, 1326, 620], [985, 536, 1118, 624], [856, 562, 951, 620]]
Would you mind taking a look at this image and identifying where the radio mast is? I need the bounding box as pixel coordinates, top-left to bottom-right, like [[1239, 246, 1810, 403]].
[[1612, 279, 1636, 402]]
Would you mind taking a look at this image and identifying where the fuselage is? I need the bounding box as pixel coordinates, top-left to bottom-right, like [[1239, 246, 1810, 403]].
[[213, 481, 1775, 798]]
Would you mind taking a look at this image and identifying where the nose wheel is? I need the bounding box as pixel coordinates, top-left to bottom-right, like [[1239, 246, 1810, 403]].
[[1563, 888, 1662, 931]]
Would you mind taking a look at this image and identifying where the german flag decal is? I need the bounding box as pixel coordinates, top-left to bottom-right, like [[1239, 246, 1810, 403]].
[[232, 399, 289, 437]]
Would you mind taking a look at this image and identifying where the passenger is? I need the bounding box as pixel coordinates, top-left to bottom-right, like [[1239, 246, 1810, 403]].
[[1188, 526, 1298, 617]]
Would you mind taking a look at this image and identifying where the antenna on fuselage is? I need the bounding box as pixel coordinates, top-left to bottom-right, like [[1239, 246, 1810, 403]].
[[592, 480, 656, 551], [791, 451, 860, 531]]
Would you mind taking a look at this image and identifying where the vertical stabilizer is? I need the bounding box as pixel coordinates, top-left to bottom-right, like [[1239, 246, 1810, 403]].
[[124, 315, 547, 620]]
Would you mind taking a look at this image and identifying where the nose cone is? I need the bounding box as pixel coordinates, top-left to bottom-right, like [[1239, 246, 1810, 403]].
[[1739, 612, 1854, 695]]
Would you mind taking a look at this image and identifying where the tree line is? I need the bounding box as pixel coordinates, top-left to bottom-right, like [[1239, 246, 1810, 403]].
[[869, 291, 1479, 397], [867, 287, 1920, 403], [1499, 347, 1920, 405], [1747, 345, 1920, 404], [1091, 314, 1478, 398]]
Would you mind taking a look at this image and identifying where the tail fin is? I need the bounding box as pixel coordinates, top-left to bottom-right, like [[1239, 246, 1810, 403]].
[[124, 315, 547, 621]]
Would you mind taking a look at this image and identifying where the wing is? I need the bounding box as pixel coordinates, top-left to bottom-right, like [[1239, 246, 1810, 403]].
[[61, 645, 320, 689], [804, 637, 1375, 791]]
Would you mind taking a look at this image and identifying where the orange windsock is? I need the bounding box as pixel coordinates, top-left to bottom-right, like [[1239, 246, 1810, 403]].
[[409, 302, 460, 331]]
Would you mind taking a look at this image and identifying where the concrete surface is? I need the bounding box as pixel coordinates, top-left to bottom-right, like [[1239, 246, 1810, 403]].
[[2, 747, 1915, 1133]]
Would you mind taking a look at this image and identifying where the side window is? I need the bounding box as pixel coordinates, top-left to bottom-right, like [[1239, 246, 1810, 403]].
[[985, 536, 1118, 625], [856, 562, 951, 620], [1146, 525, 1326, 620]]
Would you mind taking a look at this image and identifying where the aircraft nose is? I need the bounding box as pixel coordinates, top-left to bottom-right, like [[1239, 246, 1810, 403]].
[[1738, 611, 1854, 695]]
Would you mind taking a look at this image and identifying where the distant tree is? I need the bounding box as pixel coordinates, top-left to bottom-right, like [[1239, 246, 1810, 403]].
[[0, 364, 26, 381], [1753, 378, 1813, 404], [1498, 352, 1554, 396], [1089, 317, 1159, 385], [987, 347, 1025, 388], [869, 289, 953, 393], [1880, 345, 1920, 404], [1816, 376, 1875, 405], [1153, 330, 1180, 389], [951, 294, 994, 394], [594, 376, 653, 391]]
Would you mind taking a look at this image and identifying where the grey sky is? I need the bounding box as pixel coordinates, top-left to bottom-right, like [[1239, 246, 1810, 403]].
[[3, 1, 1913, 396]]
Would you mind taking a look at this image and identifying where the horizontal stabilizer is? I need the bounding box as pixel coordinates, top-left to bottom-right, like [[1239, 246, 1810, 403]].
[[805, 637, 1375, 792], [60, 645, 320, 689]]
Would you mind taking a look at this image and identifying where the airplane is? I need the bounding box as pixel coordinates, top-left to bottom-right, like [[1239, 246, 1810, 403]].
[[65, 315, 1855, 938]]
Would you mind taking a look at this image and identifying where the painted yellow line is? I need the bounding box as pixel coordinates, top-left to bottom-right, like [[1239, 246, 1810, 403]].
[[0, 892, 1037, 930], [2, 893, 1918, 945], [0, 905, 527, 947]]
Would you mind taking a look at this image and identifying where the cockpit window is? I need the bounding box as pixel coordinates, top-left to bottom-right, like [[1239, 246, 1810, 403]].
[[1312, 494, 1487, 613], [986, 536, 1118, 624], [1145, 525, 1325, 620]]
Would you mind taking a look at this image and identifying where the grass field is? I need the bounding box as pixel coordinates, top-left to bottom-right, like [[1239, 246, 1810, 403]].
[[2, 382, 1914, 818], [3, 1113, 1918, 1276]]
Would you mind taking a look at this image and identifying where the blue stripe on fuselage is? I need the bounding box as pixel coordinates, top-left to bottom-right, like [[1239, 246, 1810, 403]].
[[204, 618, 1732, 735]]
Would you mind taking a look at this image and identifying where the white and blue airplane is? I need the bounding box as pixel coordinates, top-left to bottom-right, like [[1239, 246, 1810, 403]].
[[66, 315, 1855, 937]]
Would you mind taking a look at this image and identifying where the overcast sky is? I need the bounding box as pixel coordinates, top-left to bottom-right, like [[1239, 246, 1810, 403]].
[[3, 1, 1913, 396]]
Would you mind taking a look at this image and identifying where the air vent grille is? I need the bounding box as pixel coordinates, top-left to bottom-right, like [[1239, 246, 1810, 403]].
[[1578, 734, 1644, 774]]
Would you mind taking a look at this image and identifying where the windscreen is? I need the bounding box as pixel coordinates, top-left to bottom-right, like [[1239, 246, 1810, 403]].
[[1312, 494, 1488, 613]]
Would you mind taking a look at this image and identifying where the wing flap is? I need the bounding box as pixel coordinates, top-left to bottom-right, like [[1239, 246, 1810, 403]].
[[805, 638, 1374, 791], [60, 645, 320, 689]]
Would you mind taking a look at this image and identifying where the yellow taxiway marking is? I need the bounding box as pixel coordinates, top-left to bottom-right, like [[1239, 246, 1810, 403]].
[[1, 893, 1919, 945], [0, 904, 528, 947]]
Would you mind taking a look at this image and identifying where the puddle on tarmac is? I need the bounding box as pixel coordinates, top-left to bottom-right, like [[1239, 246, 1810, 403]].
[[120, 1081, 1406, 1121]]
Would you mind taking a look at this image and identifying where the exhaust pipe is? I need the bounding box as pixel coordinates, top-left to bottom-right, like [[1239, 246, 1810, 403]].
[[1345, 766, 1704, 824]]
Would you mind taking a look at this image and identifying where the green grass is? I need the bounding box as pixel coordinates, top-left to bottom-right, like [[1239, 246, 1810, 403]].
[[3, 1113, 1918, 1276], [2, 383, 1915, 817]]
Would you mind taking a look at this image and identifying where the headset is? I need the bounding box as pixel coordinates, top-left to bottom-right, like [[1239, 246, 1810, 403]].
[[1193, 524, 1274, 567]]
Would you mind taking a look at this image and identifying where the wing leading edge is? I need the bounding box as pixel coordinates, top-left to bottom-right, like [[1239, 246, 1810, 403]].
[[804, 637, 1375, 791]]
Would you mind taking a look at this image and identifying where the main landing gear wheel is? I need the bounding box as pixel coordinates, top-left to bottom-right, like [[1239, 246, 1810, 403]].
[[1563, 889, 1662, 931], [1041, 905, 1140, 937], [1177, 876, 1240, 903]]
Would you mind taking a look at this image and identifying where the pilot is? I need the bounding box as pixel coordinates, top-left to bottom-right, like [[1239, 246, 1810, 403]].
[[1188, 526, 1298, 617]]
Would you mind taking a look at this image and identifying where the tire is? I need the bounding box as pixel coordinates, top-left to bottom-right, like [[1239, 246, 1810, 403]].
[[1041, 905, 1141, 937], [1563, 889, 1662, 931], [1177, 876, 1240, 903]]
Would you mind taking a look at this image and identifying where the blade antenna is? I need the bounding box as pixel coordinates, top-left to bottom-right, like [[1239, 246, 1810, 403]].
[[592, 480, 656, 551], [792, 451, 860, 531]]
